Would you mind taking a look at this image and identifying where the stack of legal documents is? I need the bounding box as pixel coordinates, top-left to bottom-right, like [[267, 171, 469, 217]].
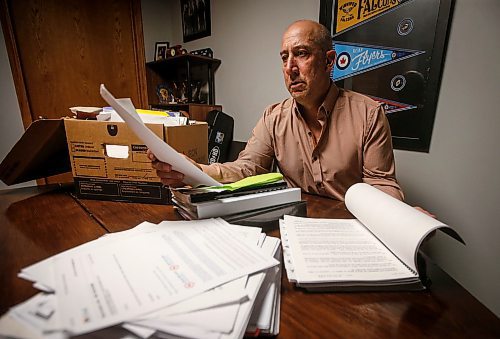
[[171, 173, 302, 220], [0, 219, 282, 338]]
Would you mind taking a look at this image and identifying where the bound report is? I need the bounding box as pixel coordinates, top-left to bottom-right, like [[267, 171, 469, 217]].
[[174, 187, 302, 219], [280, 183, 464, 291]]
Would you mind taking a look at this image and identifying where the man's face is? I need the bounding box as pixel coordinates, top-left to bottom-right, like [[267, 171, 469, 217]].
[[280, 24, 334, 106]]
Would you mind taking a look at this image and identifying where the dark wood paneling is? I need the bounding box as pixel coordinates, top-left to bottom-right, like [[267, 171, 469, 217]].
[[0, 0, 147, 185], [1, 0, 147, 124]]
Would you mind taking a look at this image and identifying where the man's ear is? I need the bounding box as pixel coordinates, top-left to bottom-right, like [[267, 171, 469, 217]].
[[326, 50, 336, 69]]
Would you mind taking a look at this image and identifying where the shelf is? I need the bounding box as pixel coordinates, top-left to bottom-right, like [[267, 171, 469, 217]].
[[151, 103, 222, 121], [146, 54, 221, 108], [146, 55, 221, 74]]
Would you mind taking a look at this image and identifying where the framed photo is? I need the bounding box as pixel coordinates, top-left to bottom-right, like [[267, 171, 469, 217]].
[[181, 0, 211, 42], [154, 41, 169, 61]]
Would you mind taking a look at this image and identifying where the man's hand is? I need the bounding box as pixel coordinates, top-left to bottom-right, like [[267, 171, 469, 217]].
[[147, 149, 197, 187], [414, 206, 436, 218]]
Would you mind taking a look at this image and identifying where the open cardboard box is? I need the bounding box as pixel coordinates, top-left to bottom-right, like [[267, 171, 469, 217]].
[[0, 118, 208, 204]]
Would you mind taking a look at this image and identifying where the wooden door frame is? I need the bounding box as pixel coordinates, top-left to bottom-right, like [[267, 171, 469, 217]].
[[0, 0, 148, 130], [0, 0, 32, 129]]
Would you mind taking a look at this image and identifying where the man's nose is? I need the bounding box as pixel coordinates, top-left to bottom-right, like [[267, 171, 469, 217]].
[[284, 56, 298, 75]]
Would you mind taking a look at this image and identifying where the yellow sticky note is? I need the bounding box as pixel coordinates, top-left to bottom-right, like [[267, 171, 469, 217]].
[[207, 173, 283, 191]]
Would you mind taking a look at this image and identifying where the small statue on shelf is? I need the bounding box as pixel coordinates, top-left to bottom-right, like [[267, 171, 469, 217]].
[[199, 82, 209, 104], [168, 81, 181, 104], [156, 84, 171, 104], [178, 81, 188, 103], [191, 81, 202, 103]]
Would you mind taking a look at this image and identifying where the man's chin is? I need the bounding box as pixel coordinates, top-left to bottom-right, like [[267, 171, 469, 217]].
[[289, 90, 307, 100]]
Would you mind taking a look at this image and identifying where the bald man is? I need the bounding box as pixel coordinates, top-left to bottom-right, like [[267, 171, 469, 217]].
[[149, 20, 403, 201]]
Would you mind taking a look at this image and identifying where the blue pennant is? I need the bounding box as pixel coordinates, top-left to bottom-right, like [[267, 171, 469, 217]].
[[332, 42, 424, 81]]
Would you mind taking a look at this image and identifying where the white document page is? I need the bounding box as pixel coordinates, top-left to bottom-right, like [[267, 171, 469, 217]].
[[99, 84, 221, 187], [134, 278, 248, 318], [247, 238, 281, 333], [221, 270, 267, 339], [137, 322, 220, 339], [54, 220, 278, 335], [279, 220, 297, 282], [8, 293, 61, 333], [133, 302, 241, 334], [0, 313, 62, 339], [122, 323, 156, 338], [345, 183, 448, 272], [213, 218, 263, 246], [20, 222, 158, 291], [220, 236, 281, 339], [283, 215, 415, 283]]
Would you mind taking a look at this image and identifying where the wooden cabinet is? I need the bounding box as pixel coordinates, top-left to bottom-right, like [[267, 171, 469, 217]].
[[146, 54, 221, 121]]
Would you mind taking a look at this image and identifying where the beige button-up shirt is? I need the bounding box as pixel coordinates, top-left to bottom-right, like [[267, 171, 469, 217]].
[[200, 84, 403, 201]]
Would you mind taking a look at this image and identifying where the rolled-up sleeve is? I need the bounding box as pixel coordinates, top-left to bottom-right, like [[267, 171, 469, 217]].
[[362, 105, 404, 200]]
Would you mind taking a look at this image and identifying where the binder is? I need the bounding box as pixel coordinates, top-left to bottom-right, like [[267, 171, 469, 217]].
[[171, 181, 288, 204]]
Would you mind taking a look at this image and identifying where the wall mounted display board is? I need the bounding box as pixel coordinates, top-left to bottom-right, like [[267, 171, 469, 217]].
[[320, 0, 454, 152]]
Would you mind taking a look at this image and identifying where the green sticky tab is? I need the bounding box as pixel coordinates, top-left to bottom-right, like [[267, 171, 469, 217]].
[[206, 173, 283, 191]]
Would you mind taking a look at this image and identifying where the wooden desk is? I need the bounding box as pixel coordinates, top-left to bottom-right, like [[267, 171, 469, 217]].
[[1, 186, 499, 338], [0, 185, 106, 315]]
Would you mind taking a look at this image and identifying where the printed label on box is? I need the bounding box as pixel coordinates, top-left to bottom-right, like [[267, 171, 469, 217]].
[[74, 177, 170, 204], [120, 183, 163, 199], [106, 158, 158, 181], [73, 156, 106, 177], [69, 141, 101, 155], [131, 144, 150, 163], [78, 180, 119, 196]]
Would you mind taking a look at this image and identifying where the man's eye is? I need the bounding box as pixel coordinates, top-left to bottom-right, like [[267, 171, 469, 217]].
[[281, 55, 288, 62], [297, 50, 308, 57]]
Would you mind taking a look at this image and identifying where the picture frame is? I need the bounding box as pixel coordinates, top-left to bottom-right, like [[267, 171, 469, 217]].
[[181, 0, 211, 43], [154, 41, 169, 61]]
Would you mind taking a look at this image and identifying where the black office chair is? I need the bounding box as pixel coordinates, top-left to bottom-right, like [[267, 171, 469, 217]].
[[226, 141, 246, 162], [207, 110, 234, 164]]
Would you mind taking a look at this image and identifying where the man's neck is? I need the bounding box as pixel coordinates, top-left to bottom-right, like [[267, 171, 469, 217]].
[[296, 83, 330, 120], [296, 102, 322, 143], [297, 102, 318, 120], [295, 82, 332, 143]]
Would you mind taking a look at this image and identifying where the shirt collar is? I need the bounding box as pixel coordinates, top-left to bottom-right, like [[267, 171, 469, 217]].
[[292, 82, 340, 118]]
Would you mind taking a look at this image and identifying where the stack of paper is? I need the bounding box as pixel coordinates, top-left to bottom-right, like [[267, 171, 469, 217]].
[[174, 187, 302, 220], [171, 173, 302, 220], [98, 107, 189, 126], [0, 219, 282, 338]]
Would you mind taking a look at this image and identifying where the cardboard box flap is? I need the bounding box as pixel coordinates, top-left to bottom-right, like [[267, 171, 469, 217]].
[[0, 119, 71, 185]]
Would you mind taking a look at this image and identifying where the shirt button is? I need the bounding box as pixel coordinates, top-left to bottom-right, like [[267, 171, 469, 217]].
[[312, 156, 318, 162], [307, 131, 312, 137]]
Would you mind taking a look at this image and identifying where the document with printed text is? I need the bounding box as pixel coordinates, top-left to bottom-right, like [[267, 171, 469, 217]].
[[54, 220, 278, 334], [280, 183, 464, 291]]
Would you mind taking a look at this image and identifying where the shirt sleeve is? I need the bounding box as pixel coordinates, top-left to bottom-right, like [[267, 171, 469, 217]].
[[362, 105, 404, 201], [200, 108, 276, 184]]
